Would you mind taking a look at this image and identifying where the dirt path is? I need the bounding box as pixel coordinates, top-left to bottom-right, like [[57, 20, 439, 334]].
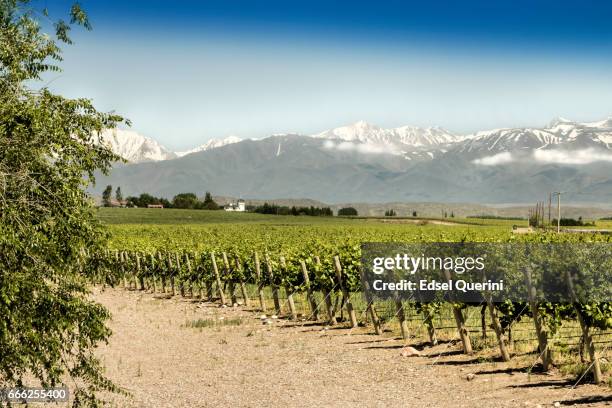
[[89, 288, 609, 408]]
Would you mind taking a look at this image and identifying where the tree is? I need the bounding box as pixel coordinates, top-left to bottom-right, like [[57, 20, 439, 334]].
[[385, 209, 396, 217], [412, 211, 418, 217], [202, 191, 219, 210], [338, 207, 358, 216], [1, 1, 125, 405], [203, 191, 214, 204], [172, 192, 198, 209], [102, 185, 113, 207], [115, 186, 123, 203]]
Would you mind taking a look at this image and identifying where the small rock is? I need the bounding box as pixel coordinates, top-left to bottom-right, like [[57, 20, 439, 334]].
[[400, 346, 421, 357], [259, 314, 267, 320], [232, 303, 238, 308], [466, 373, 475, 381], [271, 315, 278, 319], [553, 403, 560, 408], [220, 304, 227, 308], [264, 319, 273, 325]]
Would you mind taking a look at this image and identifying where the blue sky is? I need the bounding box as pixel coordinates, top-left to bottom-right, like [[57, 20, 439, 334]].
[[42, 0, 612, 150]]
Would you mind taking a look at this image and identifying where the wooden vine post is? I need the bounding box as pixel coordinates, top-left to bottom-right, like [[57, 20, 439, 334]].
[[280, 256, 298, 320], [265, 254, 282, 315], [234, 255, 250, 307], [185, 253, 194, 298], [150, 253, 157, 293], [117, 250, 127, 288], [175, 252, 185, 297], [135, 252, 144, 290], [333, 255, 357, 328], [123, 251, 136, 289], [443, 268, 472, 354], [190, 252, 202, 299], [566, 270, 602, 384], [222, 252, 237, 305], [299, 260, 319, 320], [205, 254, 214, 301], [210, 252, 226, 305], [253, 252, 266, 312], [158, 252, 166, 293], [167, 252, 176, 296], [314, 256, 336, 325], [523, 265, 551, 370]]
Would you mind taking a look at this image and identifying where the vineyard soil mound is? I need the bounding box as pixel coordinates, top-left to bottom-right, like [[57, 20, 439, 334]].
[[92, 288, 608, 408]]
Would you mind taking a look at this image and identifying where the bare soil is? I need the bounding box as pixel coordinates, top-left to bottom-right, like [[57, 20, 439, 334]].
[[83, 288, 610, 407]]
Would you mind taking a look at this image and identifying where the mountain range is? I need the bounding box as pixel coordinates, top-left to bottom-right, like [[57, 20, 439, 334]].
[[93, 116, 612, 204]]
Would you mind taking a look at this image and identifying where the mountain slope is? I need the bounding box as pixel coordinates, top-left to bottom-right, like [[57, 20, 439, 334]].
[[93, 116, 612, 204], [100, 129, 176, 163], [313, 120, 461, 150], [175, 136, 242, 157]]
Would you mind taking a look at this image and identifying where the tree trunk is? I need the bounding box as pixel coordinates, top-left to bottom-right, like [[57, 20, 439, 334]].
[[524, 266, 552, 370], [395, 299, 409, 340], [333, 256, 357, 328], [566, 270, 601, 383], [443, 269, 472, 354]]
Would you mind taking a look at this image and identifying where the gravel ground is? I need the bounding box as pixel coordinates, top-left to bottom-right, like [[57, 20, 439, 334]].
[[69, 288, 611, 407]]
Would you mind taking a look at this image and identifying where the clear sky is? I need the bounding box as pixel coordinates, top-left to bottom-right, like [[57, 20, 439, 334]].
[[42, 0, 612, 150]]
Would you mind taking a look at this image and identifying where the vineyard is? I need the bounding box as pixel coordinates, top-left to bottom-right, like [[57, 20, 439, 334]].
[[95, 209, 612, 388]]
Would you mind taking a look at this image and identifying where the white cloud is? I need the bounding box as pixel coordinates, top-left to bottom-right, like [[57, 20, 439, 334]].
[[472, 152, 514, 166], [533, 148, 612, 165]]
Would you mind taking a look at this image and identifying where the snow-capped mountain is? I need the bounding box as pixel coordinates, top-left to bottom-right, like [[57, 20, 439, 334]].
[[175, 136, 242, 158], [453, 115, 612, 156], [99, 128, 176, 163], [95, 115, 612, 204], [101, 116, 612, 166], [313, 120, 461, 148]]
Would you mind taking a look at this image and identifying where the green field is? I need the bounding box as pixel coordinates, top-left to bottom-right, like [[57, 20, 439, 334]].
[[98, 208, 521, 252]]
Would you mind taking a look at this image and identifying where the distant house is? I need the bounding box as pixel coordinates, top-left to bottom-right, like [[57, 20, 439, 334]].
[[224, 199, 245, 212], [109, 199, 128, 208], [147, 204, 164, 209]]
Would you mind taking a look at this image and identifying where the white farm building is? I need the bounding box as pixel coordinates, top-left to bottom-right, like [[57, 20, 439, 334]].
[[224, 199, 246, 212]]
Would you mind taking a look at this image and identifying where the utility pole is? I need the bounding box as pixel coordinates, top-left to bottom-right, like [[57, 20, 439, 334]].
[[553, 192, 563, 233], [548, 193, 552, 226]]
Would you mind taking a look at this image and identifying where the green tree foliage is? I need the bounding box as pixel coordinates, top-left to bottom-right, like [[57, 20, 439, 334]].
[[384, 209, 396, 217], [102, 185, 113, 207], [172, 192, 199, 209], [126, 193, 171, 208], [338, 207, 358, 216], [552, 217, 595, 227], [0, 1, 125, 405], [202, 191, 219, 210], [115, 186, 123, 203], [252, 203, 332, 216]]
